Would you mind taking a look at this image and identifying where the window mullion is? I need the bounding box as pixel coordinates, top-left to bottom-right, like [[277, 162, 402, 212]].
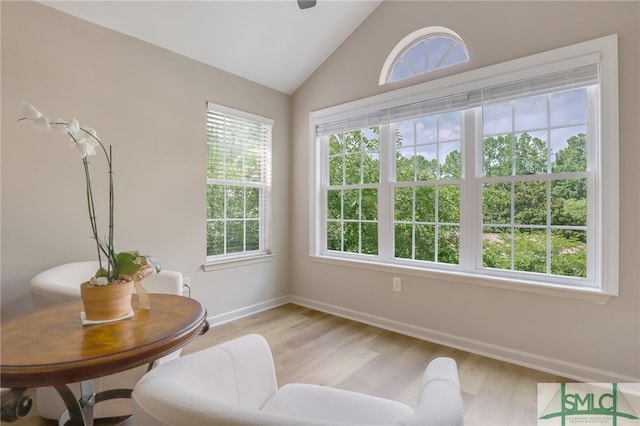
[[378, 123, 393, 261], [460, 108, 478, 270]]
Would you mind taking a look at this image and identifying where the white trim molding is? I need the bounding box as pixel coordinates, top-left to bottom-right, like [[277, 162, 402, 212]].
[[289, 296, 639, 383], [202, 294, 637, 383]]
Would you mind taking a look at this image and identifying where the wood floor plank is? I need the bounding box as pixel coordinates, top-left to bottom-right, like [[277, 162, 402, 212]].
[[2, 303, 573, 426]]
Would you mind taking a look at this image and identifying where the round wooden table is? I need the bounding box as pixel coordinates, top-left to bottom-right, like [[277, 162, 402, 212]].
[[1, 294, 207, 425]]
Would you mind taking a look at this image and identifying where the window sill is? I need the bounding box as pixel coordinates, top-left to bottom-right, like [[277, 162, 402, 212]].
[[311, 255, 614, 304], [202, 254, 275, 272]]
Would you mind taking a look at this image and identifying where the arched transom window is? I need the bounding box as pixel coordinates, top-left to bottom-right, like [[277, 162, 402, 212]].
[[380, 27, 469, 85]]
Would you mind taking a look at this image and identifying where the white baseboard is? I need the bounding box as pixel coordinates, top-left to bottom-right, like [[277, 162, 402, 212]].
[[289, 296, 640, 383], [205, 294, 639, 383], [206, 296, 291, 327]]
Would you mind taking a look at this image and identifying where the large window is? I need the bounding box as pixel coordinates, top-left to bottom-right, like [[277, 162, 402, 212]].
[[206, 103, 272, 262], [313, 35, 618, 299]]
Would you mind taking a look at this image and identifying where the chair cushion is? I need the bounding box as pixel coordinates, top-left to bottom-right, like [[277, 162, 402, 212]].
[[262, 383, 414, 425]]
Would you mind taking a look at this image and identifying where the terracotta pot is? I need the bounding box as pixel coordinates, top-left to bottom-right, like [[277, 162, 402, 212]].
[[80, 279, 134, 321]]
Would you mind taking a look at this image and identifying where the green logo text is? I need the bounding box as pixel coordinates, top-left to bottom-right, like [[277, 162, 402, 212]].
[[539, 383, 639, 426]]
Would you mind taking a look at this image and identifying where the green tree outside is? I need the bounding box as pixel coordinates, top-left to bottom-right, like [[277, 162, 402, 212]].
[[325, 123, 588, 278]]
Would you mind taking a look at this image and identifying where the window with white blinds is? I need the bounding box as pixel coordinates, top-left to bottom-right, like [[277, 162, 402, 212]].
[[206, 102, 272, 261], [311, 35, 619, 299]]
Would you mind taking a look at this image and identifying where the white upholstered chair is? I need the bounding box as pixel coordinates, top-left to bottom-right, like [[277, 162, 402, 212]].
[[132, 333, 465, 426], [29, 261, 184, 420]]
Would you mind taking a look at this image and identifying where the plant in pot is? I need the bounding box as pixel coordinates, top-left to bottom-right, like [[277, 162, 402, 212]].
[[19, 102, 160, 322]]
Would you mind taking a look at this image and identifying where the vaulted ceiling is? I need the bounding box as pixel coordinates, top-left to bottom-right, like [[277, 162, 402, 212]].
[[39, 0, 383, 95]]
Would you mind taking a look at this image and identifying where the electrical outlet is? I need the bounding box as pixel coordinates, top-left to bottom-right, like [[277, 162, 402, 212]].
[[392, 277, 402, 293]]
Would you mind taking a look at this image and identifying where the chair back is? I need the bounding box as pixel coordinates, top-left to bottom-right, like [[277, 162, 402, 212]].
[[30, 261, 183, 309]]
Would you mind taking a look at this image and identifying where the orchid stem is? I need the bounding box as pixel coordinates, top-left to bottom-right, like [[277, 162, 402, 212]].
[[83, 157, 103, 271], [108, 145, 114, 280]]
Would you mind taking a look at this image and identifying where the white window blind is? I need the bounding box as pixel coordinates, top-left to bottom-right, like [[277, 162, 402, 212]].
[[206, 102, 272, 260], [318, 63, 599, 137]]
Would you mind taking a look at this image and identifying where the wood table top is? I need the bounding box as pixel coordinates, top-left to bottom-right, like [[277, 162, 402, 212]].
[[1, 294, 206, 388]]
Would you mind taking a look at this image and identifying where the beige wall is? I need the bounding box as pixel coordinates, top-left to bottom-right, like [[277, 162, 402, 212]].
[[1, 1, 290, 319], [290, 1, 640, 381]]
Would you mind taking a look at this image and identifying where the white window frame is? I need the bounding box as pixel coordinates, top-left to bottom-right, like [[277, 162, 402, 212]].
[[310, 35, 618, 302], [204, 102, 273, 269]]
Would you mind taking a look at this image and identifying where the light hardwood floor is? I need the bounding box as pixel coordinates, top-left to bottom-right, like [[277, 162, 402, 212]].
[[2, 303, 571, 426]]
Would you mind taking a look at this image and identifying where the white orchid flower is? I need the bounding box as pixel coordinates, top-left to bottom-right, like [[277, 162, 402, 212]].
[[50, 119, 69, 134], [85, 127, 99, 141], [21, 102, 42, 119], [21, 102, 50, 131], [68, 118, 80, 134], [75, 136, 100, 158], [32, 115, 51, 132], [67, 120, 100, 157]]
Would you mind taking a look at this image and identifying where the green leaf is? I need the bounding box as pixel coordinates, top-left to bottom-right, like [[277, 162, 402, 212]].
[[95, 267, 108, 278], [115, 251, 142, 276]]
